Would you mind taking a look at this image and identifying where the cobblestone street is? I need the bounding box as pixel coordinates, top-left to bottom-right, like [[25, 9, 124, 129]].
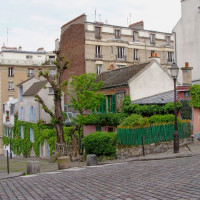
[[1, 156, 200, 199]]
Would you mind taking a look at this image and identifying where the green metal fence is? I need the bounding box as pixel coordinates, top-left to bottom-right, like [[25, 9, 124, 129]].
[[117, 122, 192, 146]]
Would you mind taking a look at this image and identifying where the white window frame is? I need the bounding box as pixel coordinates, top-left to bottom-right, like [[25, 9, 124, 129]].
[[26, 55, 33, 59], [115, 29, 120, 39], [28, 69, 34, 77], [150, 34, 155, 44], [49, 87, 54, 94], [133, 49, 139, 61], [95, 46, 101, 58], [8, 67, 14, 77], [49, 69, 56, 77], [8, 81, 14, 91], [168, 52, 174, 63], [117, 47, 125, 59], [97, 64, 102, 75]]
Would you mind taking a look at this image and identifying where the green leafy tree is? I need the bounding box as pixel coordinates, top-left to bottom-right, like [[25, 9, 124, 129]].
[[67, 73, 104, 156], [34, 51, 69, 155]]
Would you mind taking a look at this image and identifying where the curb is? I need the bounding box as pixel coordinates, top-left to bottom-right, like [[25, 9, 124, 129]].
[[0, 172, 25, 180]]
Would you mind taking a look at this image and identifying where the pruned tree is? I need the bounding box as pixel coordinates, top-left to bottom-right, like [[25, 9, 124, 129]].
[[35, 51, 70, 155]]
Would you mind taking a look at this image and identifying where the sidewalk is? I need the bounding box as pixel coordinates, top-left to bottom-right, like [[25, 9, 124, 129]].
[[1, 141, 200, 180]]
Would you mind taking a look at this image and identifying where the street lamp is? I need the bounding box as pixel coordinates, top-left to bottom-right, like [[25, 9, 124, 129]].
[[170, 63, 179, 153]]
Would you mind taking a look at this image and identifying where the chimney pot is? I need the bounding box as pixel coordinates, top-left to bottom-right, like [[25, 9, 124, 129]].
[[185, 62, 189, 68]]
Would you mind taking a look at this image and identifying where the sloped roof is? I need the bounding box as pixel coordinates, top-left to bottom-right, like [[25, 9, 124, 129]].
[[23, 80, 48, 96], [17, 77, 38, 86], [96, 62, 150, 89], [131, 90, 174, 105]]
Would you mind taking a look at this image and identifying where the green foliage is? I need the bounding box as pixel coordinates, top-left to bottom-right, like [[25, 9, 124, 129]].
[[79, 113, 127, 126], [190, 84, 200, 108], [82, 132, 117, 156], [121, 96, 182, 117], [3, 136, 10, 146], [3, 118, 74, 157], [180, 100, 192, 120], [148, 114, 179, 125], [119, 114, 148, 128], [68, 73, 104, 114]]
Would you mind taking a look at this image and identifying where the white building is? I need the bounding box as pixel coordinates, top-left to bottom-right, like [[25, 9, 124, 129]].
[[173, 0, 200, 83], [0, 45, 56, 66], [3, 98, 18, 157]]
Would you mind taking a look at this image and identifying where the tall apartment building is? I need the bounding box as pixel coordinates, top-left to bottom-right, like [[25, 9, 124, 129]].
[[59, 14, 175, 81], [0, 46, 56, 154], [173, 0, 200, 83]]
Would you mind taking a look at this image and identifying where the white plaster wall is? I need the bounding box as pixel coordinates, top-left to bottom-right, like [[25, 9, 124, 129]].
[[173, 0, 200, 82], [129, 61, 174, 101]]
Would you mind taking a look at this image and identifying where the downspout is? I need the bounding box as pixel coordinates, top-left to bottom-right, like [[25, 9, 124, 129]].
[[172, 31, 177, 64]]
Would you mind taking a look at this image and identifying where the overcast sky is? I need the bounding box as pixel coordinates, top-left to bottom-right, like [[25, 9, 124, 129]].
[[0, 0, 181, 51]]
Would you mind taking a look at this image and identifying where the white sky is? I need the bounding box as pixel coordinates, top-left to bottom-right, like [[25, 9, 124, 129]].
[[0, 0, 181, 51]]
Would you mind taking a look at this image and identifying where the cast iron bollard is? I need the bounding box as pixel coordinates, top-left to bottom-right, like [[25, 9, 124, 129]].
[[27, 161, 40, 175], [86, 154, 98, 166]]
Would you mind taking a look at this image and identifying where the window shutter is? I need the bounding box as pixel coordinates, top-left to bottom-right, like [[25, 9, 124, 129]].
[[111, 95, 116, 113], [22, 108, 25, 121], [33, 107, 35, 122], [29, 107, 32, 121]]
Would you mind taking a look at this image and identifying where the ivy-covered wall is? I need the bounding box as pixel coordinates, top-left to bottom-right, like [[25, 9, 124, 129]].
[[3, 118, 72, 157]]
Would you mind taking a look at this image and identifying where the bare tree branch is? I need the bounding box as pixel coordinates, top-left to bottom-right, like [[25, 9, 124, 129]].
[[35, 94, 55, 119]]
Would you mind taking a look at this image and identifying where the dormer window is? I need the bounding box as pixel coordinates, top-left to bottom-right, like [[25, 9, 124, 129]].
[[95, 27, 101, 39], [115, 29, 121, 39]]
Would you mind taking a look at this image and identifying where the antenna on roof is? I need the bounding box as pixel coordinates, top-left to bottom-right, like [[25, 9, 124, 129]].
[[99, 14, 101, 22], [7, 28, 9, 47], [130, 13, 132, 25], [95, 8, 97, 22]]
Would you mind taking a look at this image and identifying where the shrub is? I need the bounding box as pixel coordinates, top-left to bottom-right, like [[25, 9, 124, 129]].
[[148, 114, 179, 125], [82, 132, 117, 156], [119, 114, 148, 128]]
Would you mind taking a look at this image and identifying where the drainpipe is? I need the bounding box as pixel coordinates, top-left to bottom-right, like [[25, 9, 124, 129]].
[[172, 31, 177, 64]]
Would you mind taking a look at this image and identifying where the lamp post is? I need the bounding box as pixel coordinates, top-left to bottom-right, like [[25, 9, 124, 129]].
[[170, 63, 179, 153]]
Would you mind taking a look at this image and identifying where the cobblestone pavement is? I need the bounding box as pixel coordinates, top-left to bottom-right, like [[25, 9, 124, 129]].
[[1, 156, 200, 199]]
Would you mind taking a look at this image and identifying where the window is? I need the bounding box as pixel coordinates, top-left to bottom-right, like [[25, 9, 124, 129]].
[[30, 128, 34, 142], [19, 107, 25, 120], [198, 6, 200, 13], [168, 52, 174, 63], [96, 126, 101, 131], [29, 106, 35, 122], [184, 91, 190, 97], [96, 96, 106, 113], [95, 46, 102, 58], [117, 47, 125, 59], [162, 51, 165, 59], [111, 46, 113, 54], [151, 50, 156, 57], [115, 29, 120, 39], [116, 92, 125, 112], [95, 26, 101, 39], [108, 95, 116, 113], [20, 126, 24, 139], [133, 31, 139, 42], [49, 69, 56, 77], [10, 104, 15, 115], [108, 127, 114, 132], [26, 55, 33, 59], [3, 104, 5, 114], [28, 68, 34, 77], [19, 86, 23, 101], [8, 81, 14, 91], [96, 64, 102, 75], [8, 67, 14, 77], [166, 36, 170, 45], [134, 49, 140, 61], [49, 87, 54, 94], [117, 65, 125, 69], [150, 34, 155, 44]]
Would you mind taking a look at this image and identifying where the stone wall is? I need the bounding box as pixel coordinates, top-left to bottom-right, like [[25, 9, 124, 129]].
[[117, 138, 192, 159]]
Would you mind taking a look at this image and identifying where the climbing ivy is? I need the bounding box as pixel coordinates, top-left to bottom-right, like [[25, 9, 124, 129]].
[[3, 118, 72, 157], [190, 84, 200, 108]]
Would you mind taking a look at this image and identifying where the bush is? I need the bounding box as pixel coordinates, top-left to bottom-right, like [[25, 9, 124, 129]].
[[82, 132, 117, 156], [119, 114, 148, 128], [148, 114, 179, 125], [80, 113, 127, 126]]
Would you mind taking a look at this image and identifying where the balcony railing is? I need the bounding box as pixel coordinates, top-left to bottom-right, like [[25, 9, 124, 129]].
[[116, 55, 127, 61], [95, 54, 103, 59]]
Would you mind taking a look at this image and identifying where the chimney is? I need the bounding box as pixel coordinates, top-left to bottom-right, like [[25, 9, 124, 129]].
[[18, 46, 22, 51], [181, 62, 193, 85], [129, 21, 144, 29], [55, 38, 60, 51]]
